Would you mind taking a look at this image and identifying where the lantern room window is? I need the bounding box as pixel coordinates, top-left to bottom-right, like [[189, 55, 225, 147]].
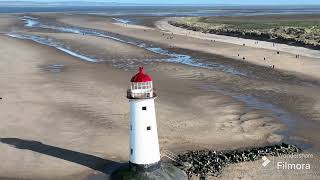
[[131, 81, 152, 90]]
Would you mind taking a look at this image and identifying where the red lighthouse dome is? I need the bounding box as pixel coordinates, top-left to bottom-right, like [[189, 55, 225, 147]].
[[128, 67, 155, 99], [131, 67, 152, 82]]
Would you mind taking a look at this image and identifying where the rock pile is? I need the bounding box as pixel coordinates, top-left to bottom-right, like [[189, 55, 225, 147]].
[[173, 143, 301, 178]]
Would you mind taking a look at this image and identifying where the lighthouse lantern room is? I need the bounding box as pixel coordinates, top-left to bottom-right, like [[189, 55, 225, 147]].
[[127, 67, 161, 171]]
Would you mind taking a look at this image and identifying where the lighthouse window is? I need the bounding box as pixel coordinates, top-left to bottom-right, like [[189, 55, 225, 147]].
[[142, 106, 147, 110], [142, 83, 147, 89], [130, 148, 133, 155], [147, 126, 151, 131]]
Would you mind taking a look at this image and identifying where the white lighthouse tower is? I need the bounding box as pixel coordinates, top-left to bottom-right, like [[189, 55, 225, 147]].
[[111, 67, 187, 179], [127, 66, 161, 171]]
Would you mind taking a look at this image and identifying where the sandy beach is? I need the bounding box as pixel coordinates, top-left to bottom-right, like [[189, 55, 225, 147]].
[[156, 17, 320, 58], [56, 14, 320, 80], [0, 13, 319, 179]]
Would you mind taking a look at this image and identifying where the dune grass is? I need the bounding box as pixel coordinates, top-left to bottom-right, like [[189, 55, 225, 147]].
[[170, 15, 320, 49]]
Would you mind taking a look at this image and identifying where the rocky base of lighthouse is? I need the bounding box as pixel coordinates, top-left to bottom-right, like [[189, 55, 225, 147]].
[[111, 162, 188, 180]]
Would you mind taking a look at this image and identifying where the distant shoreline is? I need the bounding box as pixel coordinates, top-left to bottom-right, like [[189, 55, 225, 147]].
[[169, 21, 320, 51], [168, 15, 320, 51], [156, 17, 320, 60]]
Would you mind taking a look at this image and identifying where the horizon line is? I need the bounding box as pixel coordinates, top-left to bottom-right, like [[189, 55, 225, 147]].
[[0, 1, 320, 6]]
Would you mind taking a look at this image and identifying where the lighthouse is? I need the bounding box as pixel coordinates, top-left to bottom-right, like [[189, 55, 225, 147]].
[[127, 67, 161, 171], [111, 67, 187, 180]]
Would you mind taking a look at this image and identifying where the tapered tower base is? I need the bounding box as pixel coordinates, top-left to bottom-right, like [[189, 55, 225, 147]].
[[111, 162, 187, 180]]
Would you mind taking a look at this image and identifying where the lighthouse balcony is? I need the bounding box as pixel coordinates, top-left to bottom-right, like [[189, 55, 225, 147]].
[[127, 89, 157, 99]]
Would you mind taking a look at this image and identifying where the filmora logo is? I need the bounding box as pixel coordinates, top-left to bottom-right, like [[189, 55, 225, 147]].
[[261, 153, 314, 171], [277, 161, 311, 170], [262, 156, 271, 167], [261, 156, 274, 170]]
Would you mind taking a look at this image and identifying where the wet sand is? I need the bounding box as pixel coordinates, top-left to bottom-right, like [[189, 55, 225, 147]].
[[0, 14, 319, 179], [57, 14, 320, 80]]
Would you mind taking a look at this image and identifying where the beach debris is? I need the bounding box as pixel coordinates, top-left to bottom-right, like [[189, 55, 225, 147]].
[[173, 143, 301, 178]]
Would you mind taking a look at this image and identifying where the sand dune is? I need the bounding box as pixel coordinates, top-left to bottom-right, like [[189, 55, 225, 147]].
[[156, 18, 320, 59]]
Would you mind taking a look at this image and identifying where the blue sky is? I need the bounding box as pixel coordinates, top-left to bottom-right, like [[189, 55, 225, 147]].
[[1, 0, 320, 5]]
